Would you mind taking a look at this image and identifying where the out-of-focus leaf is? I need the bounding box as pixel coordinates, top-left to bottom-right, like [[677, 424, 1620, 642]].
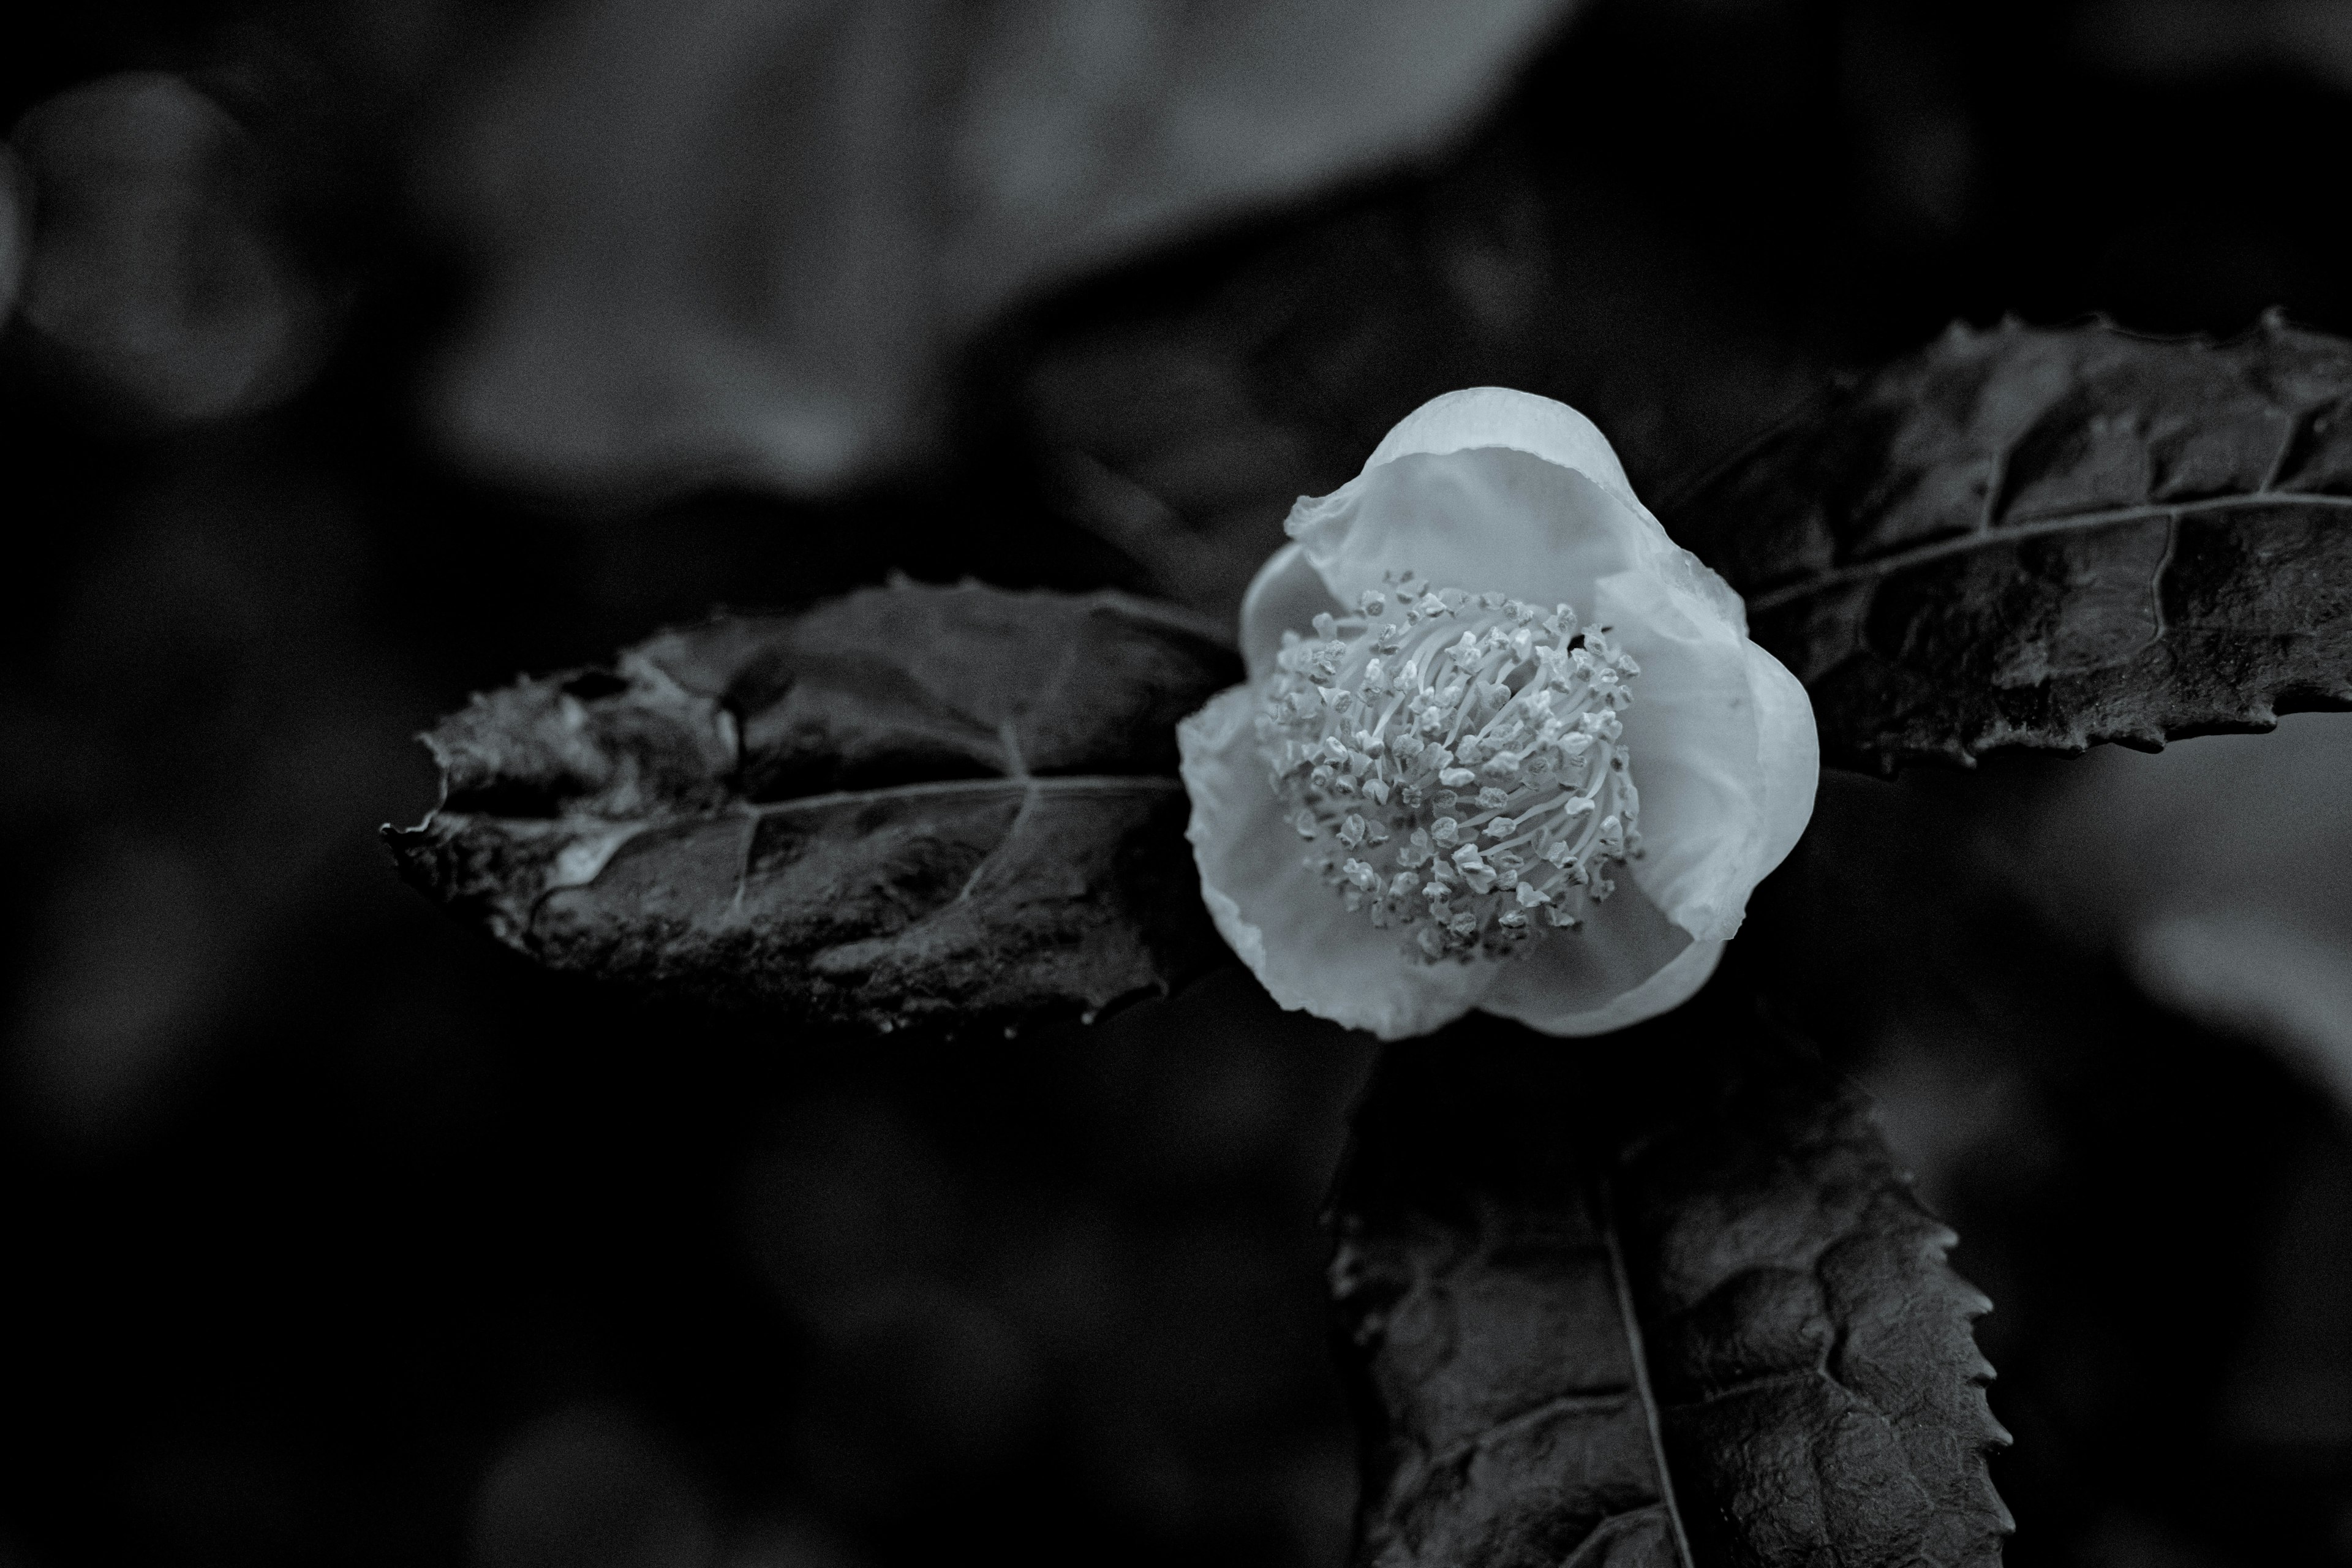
[[2001, 708, 2352, 1120], [1671, 316, 2352, 770], [430, 0, 1578, 499], [0, 143, 27, 326], [386, 581, 1240, 1034], [10, 74, 330, 423], [1332, 1000, 2010, 1568], [2076, 0, 2352, 93], [1030, 132, 1813, 622]]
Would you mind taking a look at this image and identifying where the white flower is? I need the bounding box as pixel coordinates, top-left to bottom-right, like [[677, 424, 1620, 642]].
[[1177, 387, 1819, 1040]]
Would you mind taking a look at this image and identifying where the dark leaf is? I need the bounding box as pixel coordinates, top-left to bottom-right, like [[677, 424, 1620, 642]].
[[1330, 998, 2010, 1567], [1028, 123, 1812, 624], [1670, 315, 2352, 770], [386, 580, 1240, 1034]]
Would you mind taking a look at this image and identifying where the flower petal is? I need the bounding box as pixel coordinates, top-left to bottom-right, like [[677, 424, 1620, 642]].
[[1237, 540, 1342, 683], [1744, 638, 1821, 896], [1363, 386, 1647, 518], [1178, 684, 1491, 1041], [1594, 565, 1763, 941], [1481, 884, 1719, 1036], [1193, 387, 1817, 1042], [1360, 388, 1759, 631], [1286, 445, 1653, 612], [1596, 566, 1818, 942]]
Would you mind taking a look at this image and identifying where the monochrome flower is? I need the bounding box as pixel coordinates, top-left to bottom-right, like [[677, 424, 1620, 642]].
[[1178, 386, 1819, 1040]]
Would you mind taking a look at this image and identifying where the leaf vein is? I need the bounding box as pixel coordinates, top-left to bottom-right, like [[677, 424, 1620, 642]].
[[747, 774, 1182, 818], [1560, 1504, 1675, 1568], [1426, 1386, 1638, 1472], [1745, 490, 2352, 614], [1600, 1174, 1698, 1568], [959, 779, 1041, 903]]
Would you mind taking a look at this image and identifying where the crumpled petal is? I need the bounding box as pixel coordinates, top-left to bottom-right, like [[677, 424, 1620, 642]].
[[1189, 385, 1819, 1039], [1178, 685, 1490, 1040]]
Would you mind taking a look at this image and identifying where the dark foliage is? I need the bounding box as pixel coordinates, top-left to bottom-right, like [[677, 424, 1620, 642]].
[[1673, 317, 2352, 771], [390, 583, 1238, 1034], [1333, 1000, 2008, 1568], [15, 2, 2352, 1567]]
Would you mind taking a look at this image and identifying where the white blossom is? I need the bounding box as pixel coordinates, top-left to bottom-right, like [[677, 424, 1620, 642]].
[[1178, 387, 1819, 1039]]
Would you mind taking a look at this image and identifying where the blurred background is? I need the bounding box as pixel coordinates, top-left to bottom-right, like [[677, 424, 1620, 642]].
[[5, 1, 2352, 1564]]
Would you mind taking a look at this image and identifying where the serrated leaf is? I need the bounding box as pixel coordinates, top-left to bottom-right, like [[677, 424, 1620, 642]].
[[1330, 999, 2010, 1568], [386, 581, 1240, 1034], [1670, 316, 2352, 770]]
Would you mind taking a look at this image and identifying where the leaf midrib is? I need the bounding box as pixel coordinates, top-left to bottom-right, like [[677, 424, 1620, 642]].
[[1599, 1172, 1700, 1568], [1743, 488, 2352, 614], [744, 773, 1183, 818]]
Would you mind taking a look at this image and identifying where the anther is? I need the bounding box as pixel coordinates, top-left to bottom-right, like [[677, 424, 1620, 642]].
[[1254, 579, 1644, 963]]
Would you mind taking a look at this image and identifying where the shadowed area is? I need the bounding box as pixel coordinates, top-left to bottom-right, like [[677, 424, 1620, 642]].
[[9, 0, 2352, 1564]]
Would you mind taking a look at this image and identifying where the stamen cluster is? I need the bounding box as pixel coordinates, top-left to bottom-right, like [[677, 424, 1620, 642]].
[[1253, 571, 1643, 963]]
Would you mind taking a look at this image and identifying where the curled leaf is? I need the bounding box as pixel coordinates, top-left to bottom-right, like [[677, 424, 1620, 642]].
[[387, 581, 1240, 1034], [1672, 316, 2352, 769]]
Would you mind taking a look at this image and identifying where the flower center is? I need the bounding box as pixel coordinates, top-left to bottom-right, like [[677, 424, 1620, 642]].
[[1253, 571, 1642, 963]]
